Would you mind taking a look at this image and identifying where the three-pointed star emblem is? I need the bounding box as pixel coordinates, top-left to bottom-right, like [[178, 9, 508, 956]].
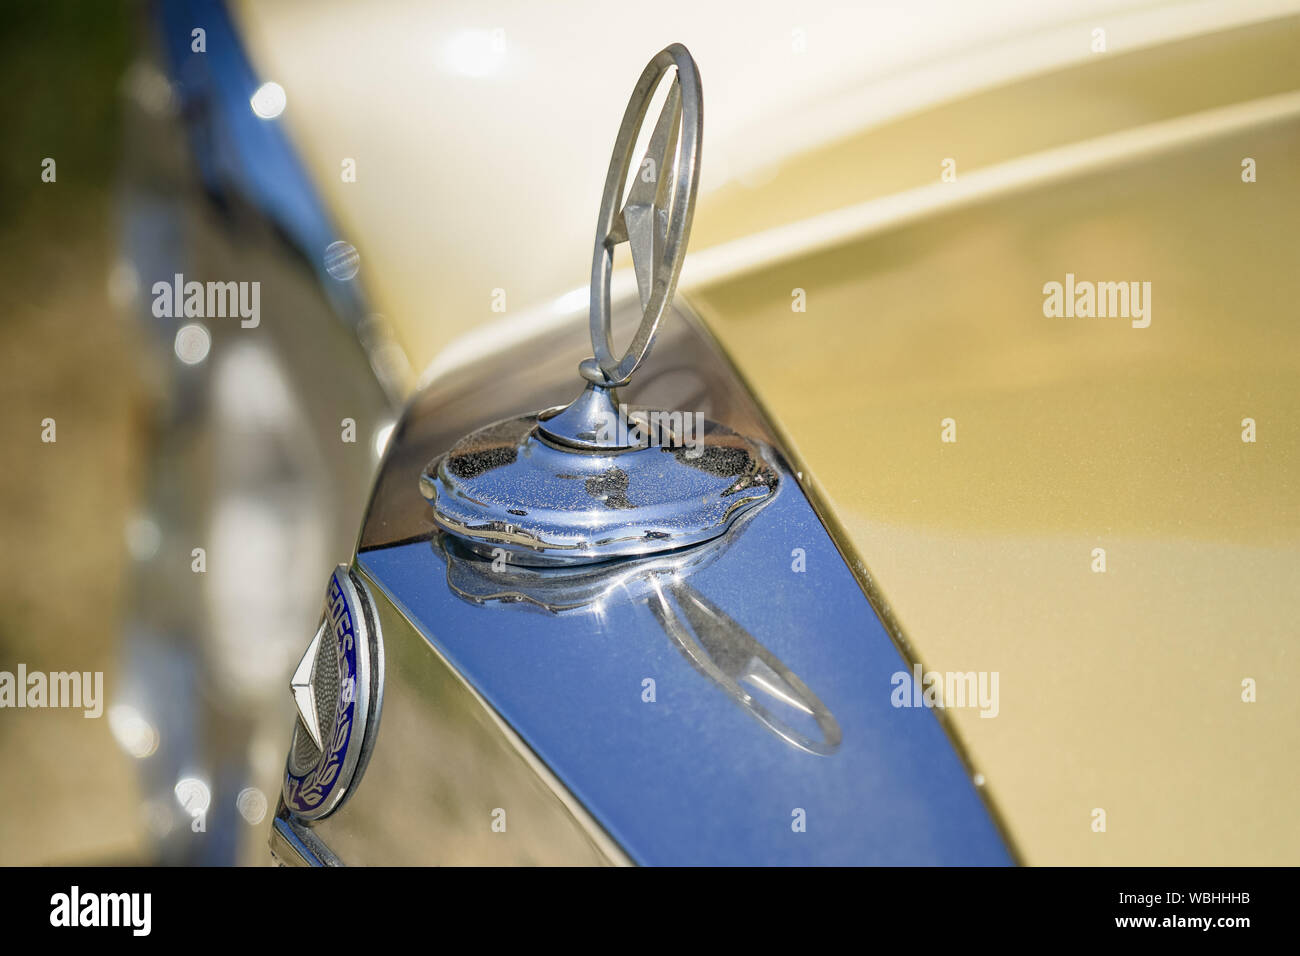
[[610, 81, 682, 312], [290, 623, 325, 749]]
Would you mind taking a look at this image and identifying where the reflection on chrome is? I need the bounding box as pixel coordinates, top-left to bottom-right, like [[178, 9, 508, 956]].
[[434, 533, 842, 756], [173, 321, 211, 365], [173, 776, 211, 817], [107, 703, 160, 760], [249, 80, 286, 119], [648, 581, 842, 756], [236, 787, 268, 825], [421, 413, 778, 566]]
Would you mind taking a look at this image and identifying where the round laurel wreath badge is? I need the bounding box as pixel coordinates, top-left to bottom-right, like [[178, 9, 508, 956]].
[[283, 566, 382, 820]]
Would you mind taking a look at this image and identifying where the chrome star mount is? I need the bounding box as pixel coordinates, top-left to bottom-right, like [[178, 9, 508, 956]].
[[420, 44, 778, 566]]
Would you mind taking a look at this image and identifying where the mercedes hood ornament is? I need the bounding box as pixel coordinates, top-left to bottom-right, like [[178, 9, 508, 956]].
[[420, 43, 777, 566]]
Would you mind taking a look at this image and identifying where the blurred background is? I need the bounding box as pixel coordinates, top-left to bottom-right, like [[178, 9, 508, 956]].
[[2, 0, 1295, 865], [0, 3, 145, 864], [1, 0, 396, 865]]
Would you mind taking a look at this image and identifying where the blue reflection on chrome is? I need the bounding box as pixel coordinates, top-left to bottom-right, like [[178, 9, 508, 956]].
[[154, 0, 365, 322], [359, 462, 1013, 865]]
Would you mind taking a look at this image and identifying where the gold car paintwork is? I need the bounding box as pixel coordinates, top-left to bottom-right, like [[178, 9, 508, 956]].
[[688, 22, 1300, 865], [692, 16, 1300, 250]]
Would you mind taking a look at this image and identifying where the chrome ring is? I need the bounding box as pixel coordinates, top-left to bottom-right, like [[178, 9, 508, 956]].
[[588, 43, 702, 387]]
